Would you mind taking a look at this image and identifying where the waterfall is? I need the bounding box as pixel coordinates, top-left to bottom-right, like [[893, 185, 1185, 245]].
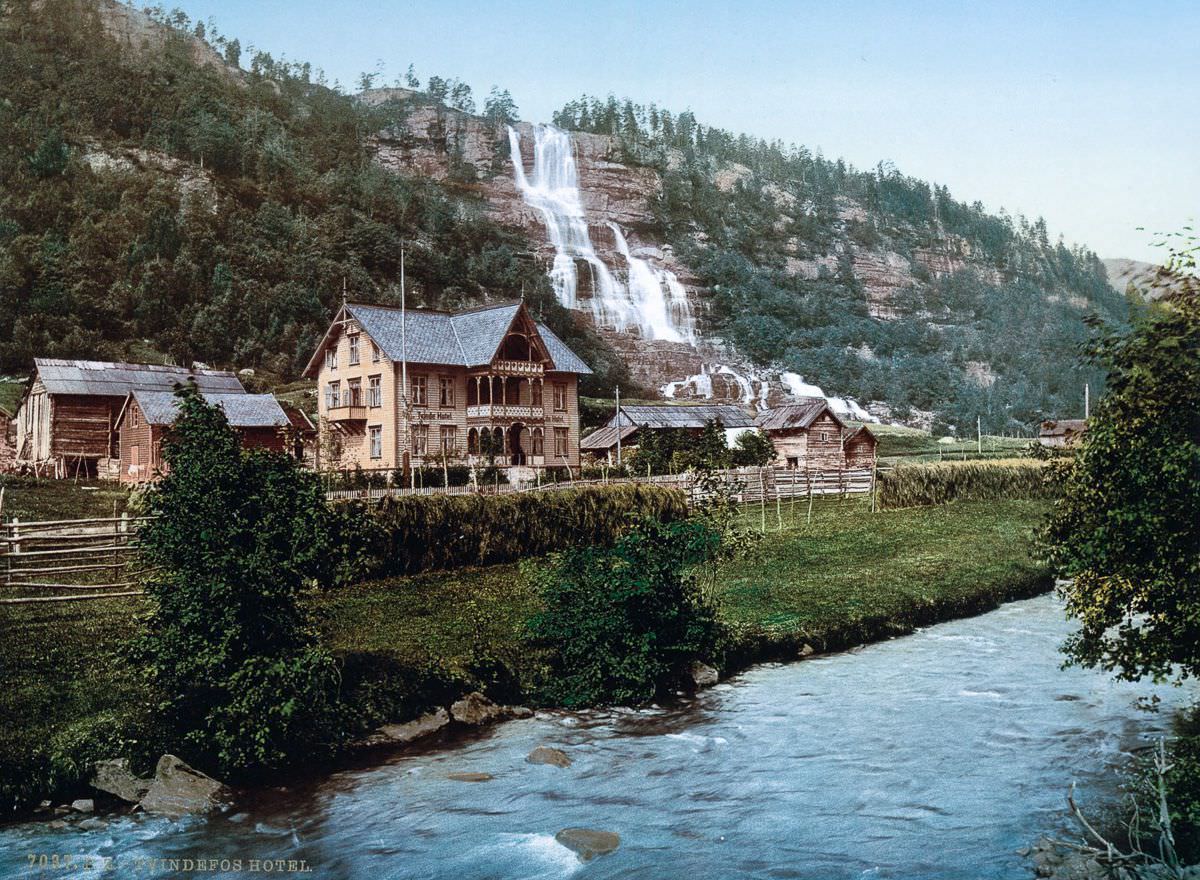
[[508, 124, 695, 343]]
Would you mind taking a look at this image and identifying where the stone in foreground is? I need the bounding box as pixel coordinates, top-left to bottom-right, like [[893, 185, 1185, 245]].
[[446, 772, 493, 783], [69, 799, 94, 813], [139, 755, 232, 818], [373, 708, 450, 745], [527, 746, 572, 768], [690, 661, 719, 688], [77, 818, 108, 831], [450, 692, 505, 726], [555, 828, 621, 861], [91, 758, 152, 803]]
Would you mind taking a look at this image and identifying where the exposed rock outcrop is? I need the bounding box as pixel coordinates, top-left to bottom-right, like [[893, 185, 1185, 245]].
[[450, 692, 506, 726], [689, 661, 719, 689], [139, 755, 232, 818], [91, 758, 152, 804], [367, 708, 450, 747]]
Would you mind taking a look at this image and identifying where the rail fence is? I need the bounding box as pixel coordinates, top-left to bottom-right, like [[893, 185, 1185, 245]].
[[1, 513, 151, 605]]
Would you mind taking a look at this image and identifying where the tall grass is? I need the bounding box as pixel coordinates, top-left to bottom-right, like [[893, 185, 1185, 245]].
[[877, 459, 1050, 509], [371, 484, 687, 575]]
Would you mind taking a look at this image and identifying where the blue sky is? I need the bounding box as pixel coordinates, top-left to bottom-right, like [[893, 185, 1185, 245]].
[[175, 0, 1197, 263]]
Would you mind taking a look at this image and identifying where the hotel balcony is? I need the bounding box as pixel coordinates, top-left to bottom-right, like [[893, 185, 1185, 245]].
[[467, 404, 544, 420], [327, 404, 367, 423], [491, 360, 544, 377]]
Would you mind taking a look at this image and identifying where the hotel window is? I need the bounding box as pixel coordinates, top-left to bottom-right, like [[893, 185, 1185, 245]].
[[347, 378, 362, 406], [368, 375, 382, 407], [531, 382, 542, 407], [368, 426, 382, 459], [553, 383, 567, 412], [411, 375, 427, 406], [326, 381, 341, 409], [439, 377, 455, 408], [325, 346, 337, 370], [348, 334, 360, 365], [440, 425, 457, 453], [554, 427, 568, 457], [411, 424, 428, 456], [371, 341, 380, 363], [531, 428, 544, 457]]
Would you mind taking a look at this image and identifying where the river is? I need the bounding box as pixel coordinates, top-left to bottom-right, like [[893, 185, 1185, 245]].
[[0, 594, 1190, 880]]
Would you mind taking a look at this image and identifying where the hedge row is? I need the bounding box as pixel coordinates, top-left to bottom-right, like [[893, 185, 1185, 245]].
[[877, 459, 1051, 509], [371, 484, 688, 575]]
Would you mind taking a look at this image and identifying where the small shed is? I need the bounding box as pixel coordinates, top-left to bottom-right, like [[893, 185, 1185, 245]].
[[115, 390, 289, 483], [755, 398, 847, 470], [843, 426, 878, 468], [581, 404, 756, 459], [1038, 419, 1087, 449]]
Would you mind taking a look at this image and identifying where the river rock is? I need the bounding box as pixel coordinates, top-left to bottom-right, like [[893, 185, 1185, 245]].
[[446, 772, 493, 783], [69, 799, 94, 813], [47, 820, 67, 830], [555, 828, 620, 861], [91, 758, 152, 803], [527, 746, 571, 768], [799, 643, 815, 658], [77, 817, 108, 831], [450, 692, 505, 726], [373, 708, 450, 745], [139, 755, 232, 818], [506, 705, 534, 719], [690, 661, 719, 688]]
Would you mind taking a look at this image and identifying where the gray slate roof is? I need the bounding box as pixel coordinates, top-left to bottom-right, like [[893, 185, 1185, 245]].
[[342, 303, 592, 374], [35, 358, 243, 397], [605, 404, 755, 431], [580, 424, 639, 451], [131, 390, 289, 428], [754, 398, 840, 431]]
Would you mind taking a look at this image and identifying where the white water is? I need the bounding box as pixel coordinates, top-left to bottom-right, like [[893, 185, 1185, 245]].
[[508, 125, 695, 343]]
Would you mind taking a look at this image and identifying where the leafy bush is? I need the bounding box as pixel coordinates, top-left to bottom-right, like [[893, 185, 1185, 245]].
[[877, 459, 1049, 508], [133, 387, 368, 774], [372, 483, 687, 575], [526, 516, 725, 706]]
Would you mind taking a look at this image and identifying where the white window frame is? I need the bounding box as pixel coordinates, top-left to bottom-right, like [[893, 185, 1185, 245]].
[[411, 375, 427, 407], [553, 383, 567, 412], [368, 375, 382, 408], [326, 381, 341, 409], [439, 377, 454, 408], [325, 347, 337, 370], [348, 334, 360, 366], [369, 425, 382, 459]]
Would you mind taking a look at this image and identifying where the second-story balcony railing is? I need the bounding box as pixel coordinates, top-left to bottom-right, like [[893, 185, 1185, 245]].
[[492, 360, 544, 377], [467, 404, 544, 420], [327, 404, 367, 423]]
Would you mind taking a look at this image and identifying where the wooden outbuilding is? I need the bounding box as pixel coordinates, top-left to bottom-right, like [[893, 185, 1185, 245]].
[[1038, 419, 1087, 448], [13, 359, 245, 478], [581, 404, 757, 461], [115, 389, 290, 484], [754, 398, 849, 470], [843, 425, 879, 468]]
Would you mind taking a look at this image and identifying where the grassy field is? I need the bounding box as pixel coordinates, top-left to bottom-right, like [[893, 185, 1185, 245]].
[[0, 379, 24, 417], [0, 475, 133, 522], [861, 422, 1034, 463], [1, 494, 1051, 810]]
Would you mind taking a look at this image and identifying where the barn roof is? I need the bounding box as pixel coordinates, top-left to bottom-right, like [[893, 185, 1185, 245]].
[[843, 425, 877, 445], [606, 404, 755, 430], [1039, 419, 1088, 437], [34, 359, 244, 398], [580, 424, 639, 451], [126, 390, 289, 428], [755, 398, 843, 431], [303, 302, 592, 376]]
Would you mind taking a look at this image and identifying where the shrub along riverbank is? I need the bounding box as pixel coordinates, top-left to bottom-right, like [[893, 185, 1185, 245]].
[[1, 495, 1051, 813]]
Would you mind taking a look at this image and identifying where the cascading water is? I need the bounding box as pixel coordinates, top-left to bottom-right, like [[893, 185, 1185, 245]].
[[508, 124, 695, 343]]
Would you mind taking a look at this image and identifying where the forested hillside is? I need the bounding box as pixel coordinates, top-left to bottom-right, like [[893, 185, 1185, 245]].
[[0, 0, 1130, 431], [0, 0, 628, 392], [553, 97, 1129, 430]]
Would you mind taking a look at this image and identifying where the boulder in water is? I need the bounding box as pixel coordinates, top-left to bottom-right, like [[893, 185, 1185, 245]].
[[139, 755, 232, 818], [77, 817, 108, 831], [527, 746, 571, 768], [372, 708, 450, 745], [447, 772, 493, 783], [690, 661, 719, 688], [91, 758, 151, 803], [555, 828, 620, 861], [450, 692, 505, 726], [69, 799, 93, 813]]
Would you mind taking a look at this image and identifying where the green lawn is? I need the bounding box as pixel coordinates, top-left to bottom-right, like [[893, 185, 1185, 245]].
[[0, 475, 133, 522], [1, 495, 1050, 810], [862, 422, 1034, 463]]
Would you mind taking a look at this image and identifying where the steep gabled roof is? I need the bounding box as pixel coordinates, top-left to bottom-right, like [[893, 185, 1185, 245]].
[[843, 425, 877, 445], [124, 390, 288, 428], [607, 404, 755, 430], [303, 301, 592, 376], [755, 398, 844, 432], [34, 358, 243, 397], [580, 424, 639, 451]]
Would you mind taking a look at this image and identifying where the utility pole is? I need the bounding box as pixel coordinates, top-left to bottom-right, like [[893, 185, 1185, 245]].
[[977, 416, 982, 455], [1084, 382, 1090, 420], [400, 246, 413, 490], [614, 386, 622, 467]]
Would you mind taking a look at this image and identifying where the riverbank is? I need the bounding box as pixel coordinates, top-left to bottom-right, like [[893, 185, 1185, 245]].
[[1, 496, 1051, 812]]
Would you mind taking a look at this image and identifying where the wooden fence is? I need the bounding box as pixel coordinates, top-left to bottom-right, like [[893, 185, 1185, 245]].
[[326, 466, 877, 506], [0, 514, 151, 604]]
